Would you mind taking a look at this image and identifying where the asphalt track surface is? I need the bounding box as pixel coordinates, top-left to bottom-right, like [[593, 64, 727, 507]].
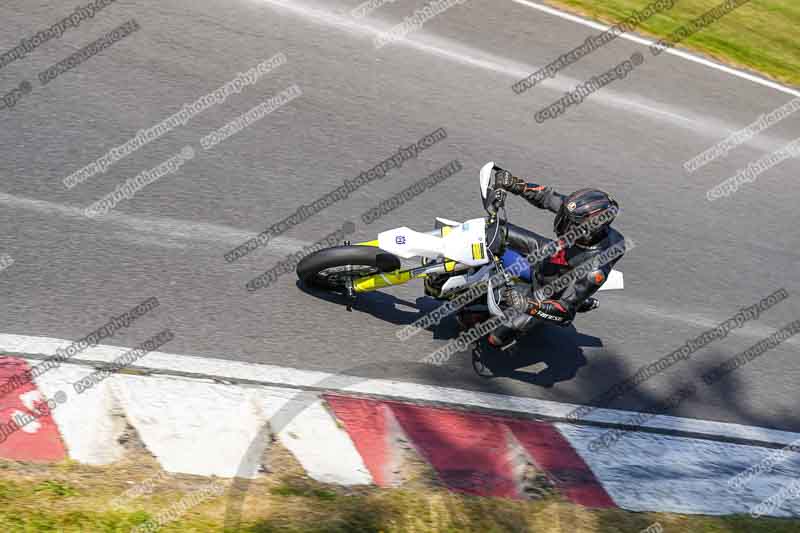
[[1, 0, 798, 433]]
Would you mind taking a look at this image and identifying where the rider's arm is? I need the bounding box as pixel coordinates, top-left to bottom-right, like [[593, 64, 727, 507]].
[[495, 170, 565, 213], [506, 259, 619, 326], [555, 260, 617, 321], [516, 183, 565, 214]]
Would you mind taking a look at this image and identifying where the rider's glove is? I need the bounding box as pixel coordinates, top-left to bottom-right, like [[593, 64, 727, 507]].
[[494, 169, 525, 194], [502, 286, 531, 316], [501, 288, 574, 326], [529, 299, 574, 326]]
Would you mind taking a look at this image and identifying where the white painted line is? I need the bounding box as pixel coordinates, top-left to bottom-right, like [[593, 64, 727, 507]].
[[559, 423, 800, 517], [253, 0, 796, 156], [33, 362, 126, 464], [5, 333, 800, 449], [344, 378, 800, 448], [278, 399, 372, 485], [0, 191, 309, 256], [606, 295, 800, 348], [112, 374, 269, 478], [33, 356, 372, 481], [512, 0, 800, 98]]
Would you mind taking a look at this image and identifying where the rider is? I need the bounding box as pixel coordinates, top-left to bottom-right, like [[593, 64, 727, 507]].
[[476, 168, 626, 350]]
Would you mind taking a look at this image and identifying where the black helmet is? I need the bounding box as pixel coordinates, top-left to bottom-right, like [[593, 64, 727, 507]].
[[553, 188, 618, 244]]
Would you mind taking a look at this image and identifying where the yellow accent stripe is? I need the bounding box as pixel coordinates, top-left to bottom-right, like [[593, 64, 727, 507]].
[[444, 261, 456, 272], [353, 270, 419, 292], [471, 243, 485, 260], [355, 240, 379, 247]]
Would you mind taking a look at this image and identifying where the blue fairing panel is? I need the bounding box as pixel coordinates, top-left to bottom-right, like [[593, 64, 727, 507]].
[[501, 249, 532, 282]]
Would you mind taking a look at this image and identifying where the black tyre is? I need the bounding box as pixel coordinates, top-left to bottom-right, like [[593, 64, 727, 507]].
[[296, 245, 401, 291]]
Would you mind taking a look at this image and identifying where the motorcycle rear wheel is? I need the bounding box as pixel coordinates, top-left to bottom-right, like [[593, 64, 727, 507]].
[[296, 245, 401, 291]]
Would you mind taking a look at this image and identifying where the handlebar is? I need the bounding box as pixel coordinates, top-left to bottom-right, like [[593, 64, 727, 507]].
[[492, 188, 507, 211], [485, 166, 508, 217]]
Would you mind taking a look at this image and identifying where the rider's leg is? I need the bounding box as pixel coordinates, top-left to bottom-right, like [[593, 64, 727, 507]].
[[456, 292, 491, 330], [485, 220, 553, 257], [482, 223, 553, 348], [487, 312, 543, 349], [456, 307, 490, 329], [487, 285, 543, 349], [502, 221, 553, 256]]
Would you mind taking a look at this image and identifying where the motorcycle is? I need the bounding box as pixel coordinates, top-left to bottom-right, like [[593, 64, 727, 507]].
[[296, 162, 623, 367]]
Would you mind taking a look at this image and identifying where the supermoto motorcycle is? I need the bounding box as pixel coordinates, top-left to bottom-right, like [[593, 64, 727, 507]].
[[296, 162, 623, 362]]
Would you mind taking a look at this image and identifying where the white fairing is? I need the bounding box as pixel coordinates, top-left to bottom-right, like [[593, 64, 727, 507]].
[[479, 161, 494, 200], [443, 218, 487, 266], [377, 218, 489, 267], [439, 264, 494, 295], [436, 217, 462, 227], [377, 227, 440, 259]]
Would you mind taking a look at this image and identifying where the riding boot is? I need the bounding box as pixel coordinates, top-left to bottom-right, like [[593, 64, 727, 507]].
[[487, 324, 519, 350], [456, 309, 490, 330], [577, 297, 599, 313]]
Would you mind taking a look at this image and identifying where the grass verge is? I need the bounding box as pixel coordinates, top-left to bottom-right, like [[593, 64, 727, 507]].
[[540, 0, 800, 88], [0, 450, 799, 532]]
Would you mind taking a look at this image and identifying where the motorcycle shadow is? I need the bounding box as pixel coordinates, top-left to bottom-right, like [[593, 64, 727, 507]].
[[471, 325, 601, 387], [296, 282, 447, 326], [297, 282, 598, 388]]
